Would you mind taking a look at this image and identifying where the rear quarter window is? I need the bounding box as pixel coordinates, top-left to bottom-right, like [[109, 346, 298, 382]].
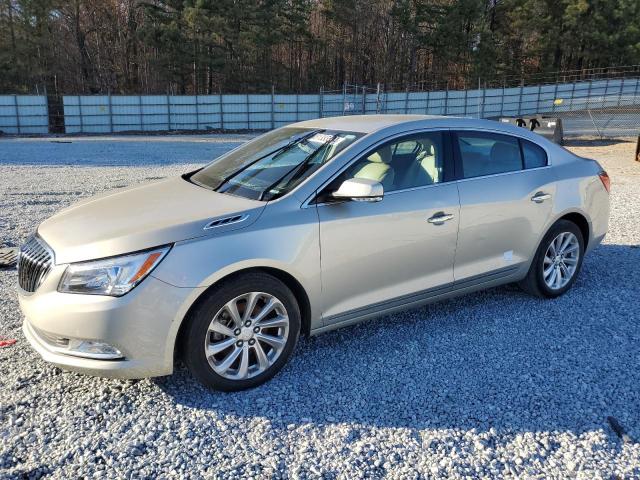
[[521, 140, 548, 169]]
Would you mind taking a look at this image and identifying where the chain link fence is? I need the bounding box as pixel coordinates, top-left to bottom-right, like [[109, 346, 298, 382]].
[[557, 105, 640, 138]]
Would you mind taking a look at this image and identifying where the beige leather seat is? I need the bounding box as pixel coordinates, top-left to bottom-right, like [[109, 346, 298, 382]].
[[416, 143, 440, 183], [397, 143, 440, 188], [353, 145, 395, 190]]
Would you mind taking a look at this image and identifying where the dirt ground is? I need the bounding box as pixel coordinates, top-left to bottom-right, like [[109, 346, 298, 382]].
[[1, 135, 639, 478], [566, 138, 640, 179]]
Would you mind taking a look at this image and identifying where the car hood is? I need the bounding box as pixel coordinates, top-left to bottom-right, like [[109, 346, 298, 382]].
[[38, 177, 265, 264]]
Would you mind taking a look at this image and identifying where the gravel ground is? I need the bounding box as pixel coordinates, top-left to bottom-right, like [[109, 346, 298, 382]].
[[1, 136, 639, 479]]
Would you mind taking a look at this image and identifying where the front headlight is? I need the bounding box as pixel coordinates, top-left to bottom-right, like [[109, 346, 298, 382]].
[[58, 246, 171, 296]]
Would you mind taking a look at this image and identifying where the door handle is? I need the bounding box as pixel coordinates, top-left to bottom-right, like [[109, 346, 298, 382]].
[[531, 192, 551, 203], [427, 212, 454, 224]]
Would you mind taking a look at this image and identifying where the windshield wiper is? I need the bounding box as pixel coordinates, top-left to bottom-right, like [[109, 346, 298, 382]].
[[259, 134, 336, 201], [215, 129, 324, 192]]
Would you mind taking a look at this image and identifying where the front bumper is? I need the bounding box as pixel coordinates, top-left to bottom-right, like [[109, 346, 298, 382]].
[[18, 264, 204, 379]]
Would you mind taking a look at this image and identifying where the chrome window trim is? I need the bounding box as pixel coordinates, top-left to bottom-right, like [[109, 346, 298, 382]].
[[301, 127, 452, 209], [310, 129, 553, 207], [454, 164, 552, 183], [314, 180, 453, 208], [452, 127, 552, 167], [313, 165, 553, 207], [384, 181, 452, 197], [300, 124, 553, 209]]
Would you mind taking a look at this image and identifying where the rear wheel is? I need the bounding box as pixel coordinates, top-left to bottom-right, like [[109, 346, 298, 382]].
[[182, 272, 300, 391], [519, 220, 585, 298]]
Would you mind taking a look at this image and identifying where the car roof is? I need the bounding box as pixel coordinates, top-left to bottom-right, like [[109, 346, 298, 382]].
[[293, 114, 554, 146], [294, 115, 447, 133]]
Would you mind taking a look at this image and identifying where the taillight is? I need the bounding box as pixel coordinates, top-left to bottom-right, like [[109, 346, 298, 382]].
[[598, 171, 611, 193]]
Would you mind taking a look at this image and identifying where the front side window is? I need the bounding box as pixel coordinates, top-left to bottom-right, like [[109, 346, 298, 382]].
[[456, 132, 522, 179], [329, 131, 446, 194], [190, 127, 362, 200]]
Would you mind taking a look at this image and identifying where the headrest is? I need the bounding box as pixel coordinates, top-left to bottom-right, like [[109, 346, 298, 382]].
[[425, 142, 435, 156], [490, 142, 520, 163], [367, 152, 384, 163], [416, 141, 435, 161], [367, 145, 391, 163]]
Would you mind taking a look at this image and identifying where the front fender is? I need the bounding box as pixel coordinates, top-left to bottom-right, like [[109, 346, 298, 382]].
[[151, 202, 322, 329]]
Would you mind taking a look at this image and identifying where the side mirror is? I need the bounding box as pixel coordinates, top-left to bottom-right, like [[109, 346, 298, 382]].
[[332, 178, 383, 202]]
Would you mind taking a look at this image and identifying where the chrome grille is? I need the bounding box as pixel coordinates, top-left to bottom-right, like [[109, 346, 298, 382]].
[[18, 236, 54, 292]]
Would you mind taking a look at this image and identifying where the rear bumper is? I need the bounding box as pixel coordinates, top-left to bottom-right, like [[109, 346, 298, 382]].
[[586, 178, 610, 254], [19, 266, 205, 379]]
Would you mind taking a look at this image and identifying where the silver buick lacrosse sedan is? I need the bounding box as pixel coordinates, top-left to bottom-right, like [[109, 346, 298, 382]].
[[18, 115, 610, 390]]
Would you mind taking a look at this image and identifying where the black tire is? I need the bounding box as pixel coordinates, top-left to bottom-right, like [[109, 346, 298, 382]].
[[519, 219, 585, 298], [182, 272, 300, 391]]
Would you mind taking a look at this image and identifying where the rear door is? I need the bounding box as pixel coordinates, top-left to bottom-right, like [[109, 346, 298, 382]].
[[452, 130, 556, 281], [316, 130, 460, 323]]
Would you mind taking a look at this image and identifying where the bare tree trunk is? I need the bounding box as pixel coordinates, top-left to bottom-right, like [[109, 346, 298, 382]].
[[70, 0, 94, 92], [5, 0, 16, 61], [126, 1, 140, 92]]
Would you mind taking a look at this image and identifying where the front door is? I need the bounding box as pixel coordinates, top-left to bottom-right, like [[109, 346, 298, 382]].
[[316, 131, 460, 324]]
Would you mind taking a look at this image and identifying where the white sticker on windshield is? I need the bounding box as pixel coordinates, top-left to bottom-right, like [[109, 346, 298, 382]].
[[309, 133, 343, 144]]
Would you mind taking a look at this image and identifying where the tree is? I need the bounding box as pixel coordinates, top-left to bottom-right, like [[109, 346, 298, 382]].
[[0, 0, 638, 94]]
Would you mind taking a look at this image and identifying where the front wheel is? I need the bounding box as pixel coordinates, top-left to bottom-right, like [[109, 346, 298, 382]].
[[182, 272, 300, 391], [519, 220, 585, 298]]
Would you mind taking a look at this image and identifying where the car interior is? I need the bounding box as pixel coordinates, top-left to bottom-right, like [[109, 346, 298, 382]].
[[348, 136, 443, 192], [350, 145, 395, 190], [458, 136, 522, 178], [334, 131, 532, 196]]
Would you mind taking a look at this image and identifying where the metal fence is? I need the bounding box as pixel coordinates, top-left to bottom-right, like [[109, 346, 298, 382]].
[[1, 76, 639, 138], [328, 79, 640, 138], [0, 96, 49, 134]]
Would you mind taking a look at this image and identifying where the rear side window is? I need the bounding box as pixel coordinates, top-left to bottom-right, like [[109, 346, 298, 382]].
[[456, 132, 522, 179], [521, 139, 547, 168]]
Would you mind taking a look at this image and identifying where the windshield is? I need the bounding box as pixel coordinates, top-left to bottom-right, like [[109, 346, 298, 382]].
[[190, 127, 362, 200]]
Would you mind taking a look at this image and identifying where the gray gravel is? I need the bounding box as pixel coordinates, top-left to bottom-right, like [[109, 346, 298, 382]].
[[1, 136, 639, 479]]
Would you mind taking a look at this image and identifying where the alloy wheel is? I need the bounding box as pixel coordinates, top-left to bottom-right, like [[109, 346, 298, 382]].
[[543, 232, 580, 290], [204, 292, 289, 380]]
